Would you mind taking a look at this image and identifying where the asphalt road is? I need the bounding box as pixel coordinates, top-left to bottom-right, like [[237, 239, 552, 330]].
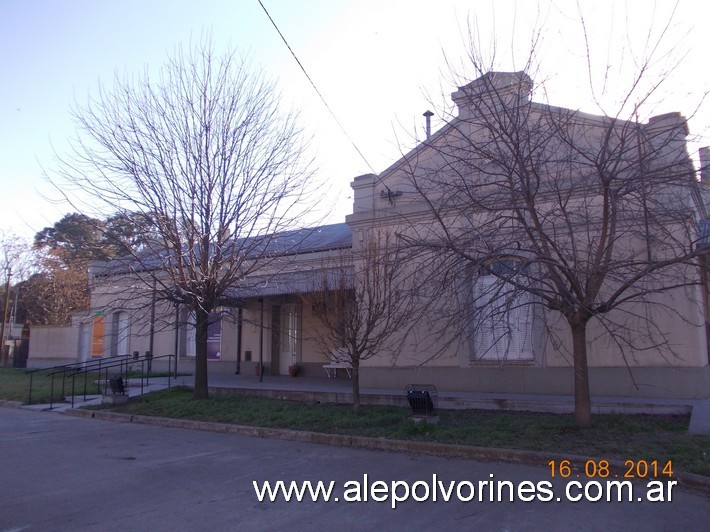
[[0, 407, 708, 531]]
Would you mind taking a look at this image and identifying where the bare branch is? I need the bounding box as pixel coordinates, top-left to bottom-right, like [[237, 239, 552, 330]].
[[46, 36, 317, 398]]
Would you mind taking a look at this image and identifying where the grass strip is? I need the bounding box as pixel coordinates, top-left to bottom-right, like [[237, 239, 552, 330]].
[[0, 368, 103, 404], [105, 387, 710, 477], [0, 368, 185, 404]]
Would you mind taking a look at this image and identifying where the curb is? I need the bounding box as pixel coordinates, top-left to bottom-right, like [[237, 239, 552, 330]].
[[0, 400, 24, 409], [64, 408, 710, 495]]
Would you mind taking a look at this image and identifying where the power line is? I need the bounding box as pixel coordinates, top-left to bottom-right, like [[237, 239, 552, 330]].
[[257, 0, 377, 175]]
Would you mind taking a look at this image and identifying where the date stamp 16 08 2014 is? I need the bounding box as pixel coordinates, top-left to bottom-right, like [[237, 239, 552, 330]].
[[548, 459, 673, 480]]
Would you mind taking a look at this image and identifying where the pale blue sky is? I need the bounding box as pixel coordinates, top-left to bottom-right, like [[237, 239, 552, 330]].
[[1, 0, 708, 240]]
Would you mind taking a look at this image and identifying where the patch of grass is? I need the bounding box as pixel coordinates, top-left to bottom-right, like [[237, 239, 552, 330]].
[[0, 367, 101, 404], [4, 366, 706, 477], [0, 367, 190, 404], [107, 388, 710, 477], [0, 368, 34, 402]]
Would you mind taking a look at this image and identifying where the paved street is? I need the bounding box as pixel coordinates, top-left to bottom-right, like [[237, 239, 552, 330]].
[[0, 407, 708, 531]]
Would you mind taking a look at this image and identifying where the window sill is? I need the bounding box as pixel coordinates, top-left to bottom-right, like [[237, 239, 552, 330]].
[[469, 359, 537, 367]]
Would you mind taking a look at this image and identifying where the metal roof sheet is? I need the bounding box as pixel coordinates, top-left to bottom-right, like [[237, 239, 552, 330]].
[[93, 222, 352, 276]]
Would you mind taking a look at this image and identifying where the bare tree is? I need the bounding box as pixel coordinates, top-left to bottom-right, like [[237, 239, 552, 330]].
[[302, 231, 419, 412], [49, 37, 315, 398], [397, 22, 706, 427]]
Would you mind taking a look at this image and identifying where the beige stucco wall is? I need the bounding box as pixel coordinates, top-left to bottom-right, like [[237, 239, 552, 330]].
[[237, 296, 341, 376], [542, 283, 707, 368], [73, 82, 707, 400], [28, 325, 79, 366], [359, 365, 710, 399], [87, 244, 354, 376], [347, 85, 708, 381], [350, 207, 708, 374]]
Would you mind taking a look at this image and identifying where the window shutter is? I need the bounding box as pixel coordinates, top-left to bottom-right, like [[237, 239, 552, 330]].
[[472, 270, 533, 361]]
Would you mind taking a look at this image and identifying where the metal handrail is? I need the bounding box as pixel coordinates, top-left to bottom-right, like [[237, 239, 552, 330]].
[[67, 354, 176, 408], [27, 355, 132, 407], [49, 355, 135, 407], [26, 354, 131, 375], [27, 353, 175, 408], [66, 357, 131, 410]]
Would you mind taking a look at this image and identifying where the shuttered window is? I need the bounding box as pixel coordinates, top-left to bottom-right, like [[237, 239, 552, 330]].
[[472, 268, 533, 362]]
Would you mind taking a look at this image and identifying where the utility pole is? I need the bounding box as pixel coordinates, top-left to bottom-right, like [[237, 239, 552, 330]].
[[148, 277, 156, 372], [0, 267, 11, 367]]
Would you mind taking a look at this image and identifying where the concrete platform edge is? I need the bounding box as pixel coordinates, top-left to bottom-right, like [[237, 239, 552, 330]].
[[207, 386, 693, 415]]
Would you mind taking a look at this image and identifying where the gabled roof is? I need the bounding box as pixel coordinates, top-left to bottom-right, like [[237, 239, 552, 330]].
[[377, 71, 646, 182]]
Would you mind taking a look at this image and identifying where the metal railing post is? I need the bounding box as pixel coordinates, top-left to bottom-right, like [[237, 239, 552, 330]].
[[49, 373, 55, 410], [25, 354, 174, 408]]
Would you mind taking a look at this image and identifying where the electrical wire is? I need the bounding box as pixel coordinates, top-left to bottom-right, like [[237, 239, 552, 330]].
[[257, 0, 377, 175]]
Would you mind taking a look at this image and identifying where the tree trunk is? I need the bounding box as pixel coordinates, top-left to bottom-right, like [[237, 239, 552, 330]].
[[193, 306, 210, 399], [351, 361, 360, 414], [570, 320, 592, 428]]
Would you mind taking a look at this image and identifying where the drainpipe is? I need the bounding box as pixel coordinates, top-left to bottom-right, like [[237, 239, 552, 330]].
[[173, 302, 179, 378], [235, 306, 242, 375], [258, 298, 264, 383]]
